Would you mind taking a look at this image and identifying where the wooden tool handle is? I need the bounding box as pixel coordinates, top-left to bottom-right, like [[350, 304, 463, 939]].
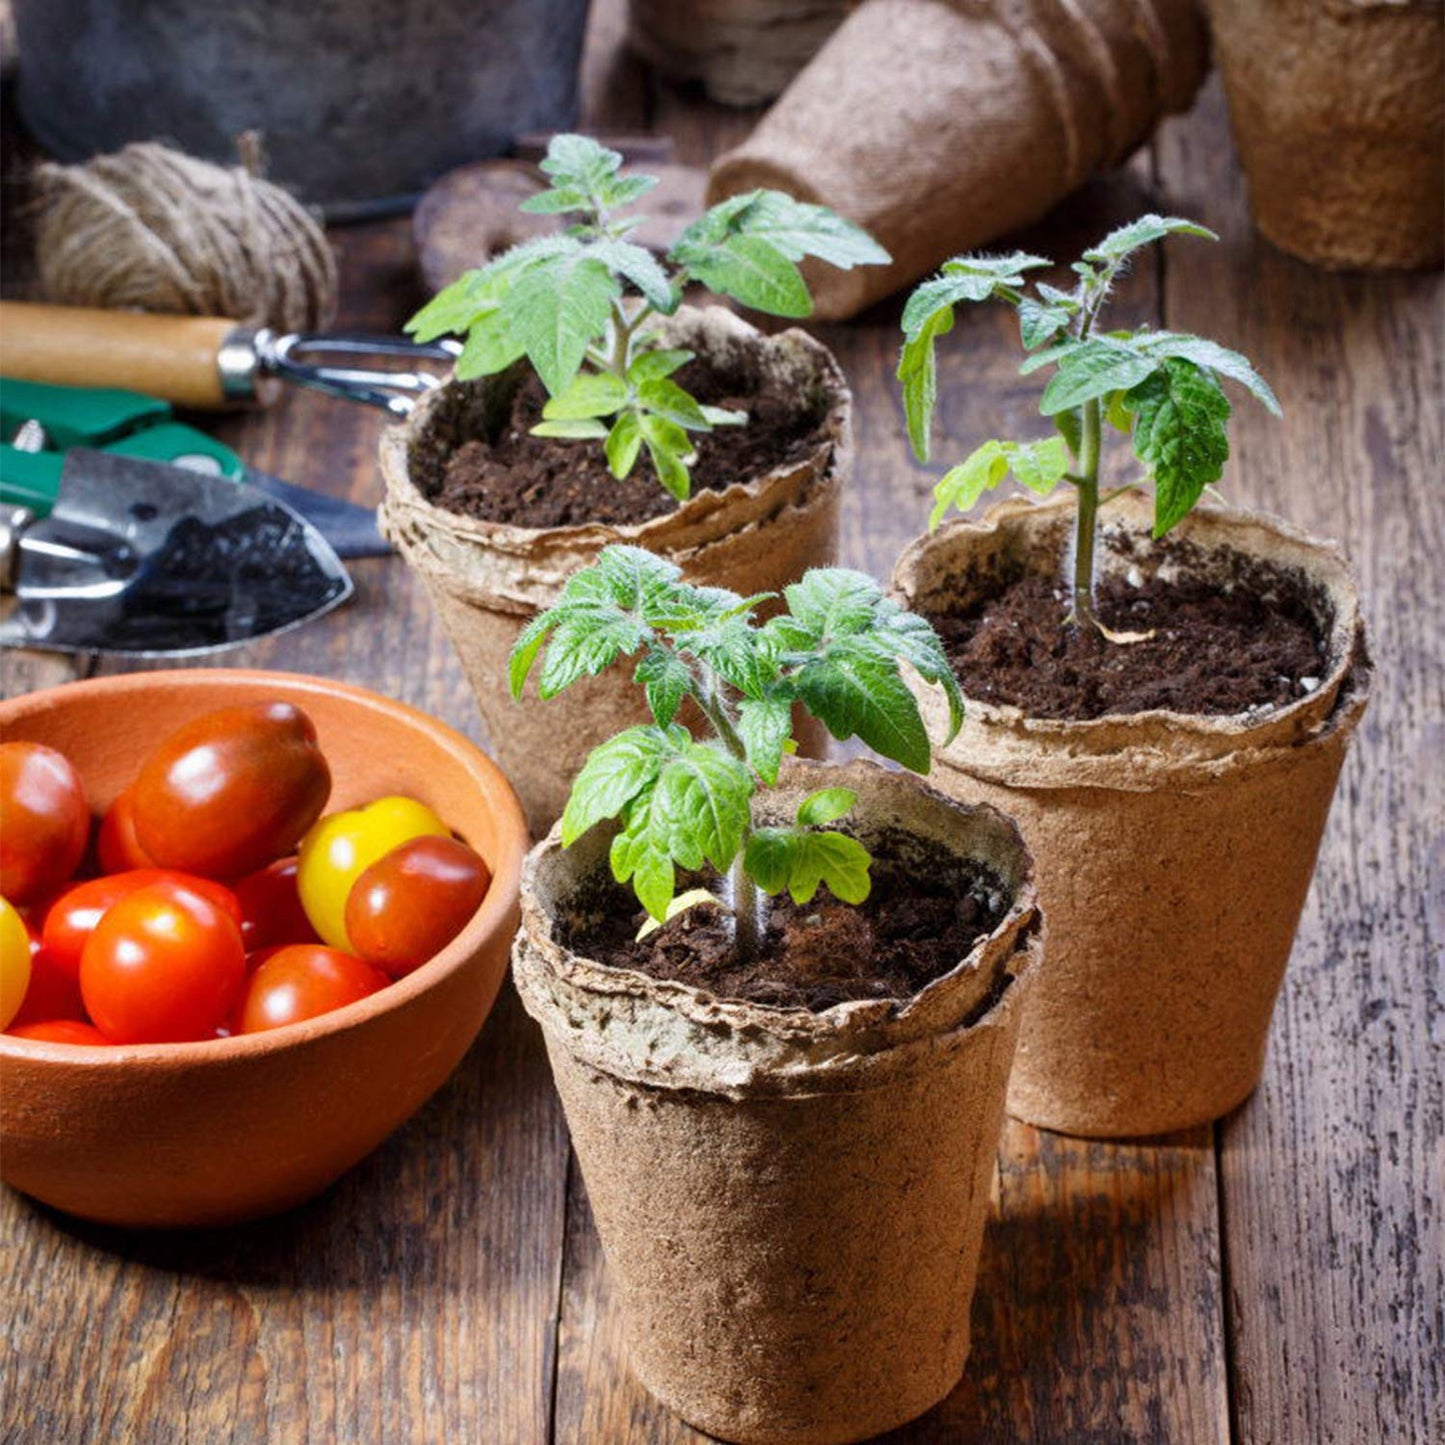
[[0, 303, 245, 410]]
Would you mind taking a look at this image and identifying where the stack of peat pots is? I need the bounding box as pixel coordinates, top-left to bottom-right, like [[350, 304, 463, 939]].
[[380, 306, 846, 837], [515, 760, 1041, 1442], [893, 492, 1371, 1136]]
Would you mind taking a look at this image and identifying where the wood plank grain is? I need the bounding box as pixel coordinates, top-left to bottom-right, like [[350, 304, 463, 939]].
[[1157, 77, 1445, 1445]]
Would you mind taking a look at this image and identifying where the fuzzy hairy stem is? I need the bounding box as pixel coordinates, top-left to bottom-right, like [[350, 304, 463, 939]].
[[696, 669, 761, 964]]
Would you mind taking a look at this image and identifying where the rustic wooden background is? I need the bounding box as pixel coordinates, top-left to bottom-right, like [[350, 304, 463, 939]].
[[3, 3, 1440, 1441]]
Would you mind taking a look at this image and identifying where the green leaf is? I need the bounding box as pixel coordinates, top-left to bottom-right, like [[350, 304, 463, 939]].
[[605, 411, 643, 479], [898, 305, 954, 461], [1084, 215, 1216, 265], [681, 614, 771, 699], [736, 693, 794, 785], [868, 600, 964, 742], [789, 831, 872, 905], [502, 250, 620, 396], [508, 611, 553, 698], [406, 269, 498, 343], [1019, 338, 1081, 376], [538, 604, 649, 696], [794, 639, 932, 773], [538, 134, 625, 193], [1004, 436, 1070, 494], [782, 568, 883, 641], [1054, 407, 1082, 456], [640, 413, 695, 500], [1040, 338, 1156, 415], [637, 378, 712, 430], [691, 233, 812, 317], [561, 725, 681, 846], [1018, 298, 1073, 351], [654, 744, 754, 873], [724, 189, 890, 269], [604, 174, 658, 208], [796, 787, 856, 828], [455, 316, 526, 380], [628, 348, 694, 383], [742, 827, 797, 896], [929, 441, 1009, 528], [542, 372, 629, 419], [1104, 390, 1133, 434], [634, 648, 692, 726], [745, 827, 871, 905], [530, 418, 610, 440], [518, 186, 591, 215], [1133, 333, 1281, 415], [610, 806, 676, 921], [588, 237, 675, 311], [592, 544, 683, 611], [1124, 357, 1232, 537]]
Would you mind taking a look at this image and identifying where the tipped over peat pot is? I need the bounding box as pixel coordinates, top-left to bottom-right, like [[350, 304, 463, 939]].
[[892, 494, 1370, 1138], [380, 307, 849, 836], [513, 761, 1041, 1444]]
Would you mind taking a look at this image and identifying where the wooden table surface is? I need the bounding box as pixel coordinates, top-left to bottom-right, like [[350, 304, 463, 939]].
[[3, 5, 1441, 1441]]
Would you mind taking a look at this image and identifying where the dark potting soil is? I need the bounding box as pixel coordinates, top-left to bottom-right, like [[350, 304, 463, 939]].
[[425, 353, 830, 529], [925, 551, 1329, 720], [565, 835, 1009, 1013]]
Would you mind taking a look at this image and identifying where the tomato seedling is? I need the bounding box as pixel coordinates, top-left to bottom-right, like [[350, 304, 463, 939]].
[[406, 134, 888, 501], [898, 215, 1281, 638], [509, 546, 962, 961]]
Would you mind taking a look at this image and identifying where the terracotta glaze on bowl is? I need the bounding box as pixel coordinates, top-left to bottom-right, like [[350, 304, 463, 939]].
[[0, 670, 528, 1228]]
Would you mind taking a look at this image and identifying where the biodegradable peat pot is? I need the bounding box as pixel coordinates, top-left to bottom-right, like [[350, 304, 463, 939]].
[[513, 760, 1041, 1444], [707, 0, 1209, 319], [380, 306, 848, 837], [1207, 0, 1444, 271], [893, 494, 1371, 1138], [0, 669, 528, 1228]]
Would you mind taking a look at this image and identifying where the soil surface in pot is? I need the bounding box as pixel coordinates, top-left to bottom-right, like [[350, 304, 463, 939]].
[[924, 548, 1327, 719], [563, 833, 1008, 1012], [425, 353, 830, 528]]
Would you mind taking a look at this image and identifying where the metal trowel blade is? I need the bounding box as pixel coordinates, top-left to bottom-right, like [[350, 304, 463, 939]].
[[0, 449, 353, 657]]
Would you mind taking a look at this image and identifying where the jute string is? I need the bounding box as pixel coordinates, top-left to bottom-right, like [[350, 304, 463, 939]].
[[33, 136, 338, 332]]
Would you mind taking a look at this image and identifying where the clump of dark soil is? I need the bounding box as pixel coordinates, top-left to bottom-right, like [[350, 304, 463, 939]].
[[925, 554, 1328, 719], [423, 350, 830, 529], [565, 838, 1009, 1013]]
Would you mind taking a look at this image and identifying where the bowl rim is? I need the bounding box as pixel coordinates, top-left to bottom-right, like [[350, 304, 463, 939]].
[[0, 667, 529, 1065]]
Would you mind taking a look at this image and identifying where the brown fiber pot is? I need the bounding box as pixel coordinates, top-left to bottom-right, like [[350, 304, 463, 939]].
[[1207, 0, 1444, 271], [0, 669, 528, 1228], [513, 759, 1041, 1444], [379, 306, 848, 838], [707, 0, 1209, 320], [892, 494, 1371, 1137]]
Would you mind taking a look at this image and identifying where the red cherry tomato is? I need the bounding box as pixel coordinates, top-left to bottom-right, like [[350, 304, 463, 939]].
[[233, 857, 320, 953], [45, 870, 242, 981], [236, 945, 389, 1034], [81, 883, 246, 1044], [0, 743, 90, 903], [97, 788, 157, 873], [9, 939, 85, 1027], [8, 1019, 112, 1046], [345, 836, 491, 978], [132, 702, 331, 879]]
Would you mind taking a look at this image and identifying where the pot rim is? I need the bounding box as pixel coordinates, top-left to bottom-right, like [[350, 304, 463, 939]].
[[378, 304, 851, 556], [891, 492, 1366, 745], [0, 668, 528, 1068], [512, 759, 1041, 1096]]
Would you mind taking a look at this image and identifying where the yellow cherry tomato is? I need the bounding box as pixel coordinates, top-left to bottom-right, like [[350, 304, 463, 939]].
[[0, 896, 33, 1030], [297, 796, 449, 950]]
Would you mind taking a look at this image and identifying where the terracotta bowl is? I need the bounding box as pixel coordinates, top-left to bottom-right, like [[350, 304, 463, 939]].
[[0, 669, 528, 1229]]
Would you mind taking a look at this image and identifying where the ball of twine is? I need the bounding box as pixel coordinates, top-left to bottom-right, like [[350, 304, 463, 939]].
[[33, 136, 339, 333]]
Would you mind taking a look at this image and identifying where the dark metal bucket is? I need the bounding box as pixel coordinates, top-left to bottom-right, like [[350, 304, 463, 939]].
[[12, 0, 593, 220]]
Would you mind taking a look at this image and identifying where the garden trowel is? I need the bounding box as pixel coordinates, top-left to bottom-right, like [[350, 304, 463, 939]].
[[0, 449, 352, 657]]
